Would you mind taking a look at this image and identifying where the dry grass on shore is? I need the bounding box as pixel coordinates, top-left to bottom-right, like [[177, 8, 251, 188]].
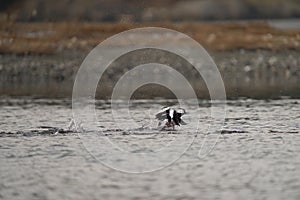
[[0, 22, 299, 54]]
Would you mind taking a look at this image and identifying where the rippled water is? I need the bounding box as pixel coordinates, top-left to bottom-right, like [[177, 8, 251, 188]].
[[0, 98, 299, 199]]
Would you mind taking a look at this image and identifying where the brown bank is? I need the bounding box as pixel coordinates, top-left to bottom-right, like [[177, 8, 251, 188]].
[[0, 22, 299, 99]]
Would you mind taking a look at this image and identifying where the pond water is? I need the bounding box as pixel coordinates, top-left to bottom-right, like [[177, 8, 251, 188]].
[[0, 98, 299, 199]]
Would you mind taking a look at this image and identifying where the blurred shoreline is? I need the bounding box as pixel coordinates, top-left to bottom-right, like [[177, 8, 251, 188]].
[[0, 21, 299, 99], [1, 21, 299, 54]]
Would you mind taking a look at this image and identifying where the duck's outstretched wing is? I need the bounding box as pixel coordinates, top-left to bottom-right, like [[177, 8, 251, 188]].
[[155, 107, 170, 121], [175, 108, 187, 125]]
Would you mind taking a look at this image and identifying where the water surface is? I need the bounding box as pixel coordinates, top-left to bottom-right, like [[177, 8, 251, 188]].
[[0, 98, 299, 199]]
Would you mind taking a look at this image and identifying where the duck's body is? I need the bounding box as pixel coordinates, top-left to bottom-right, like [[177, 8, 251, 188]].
[[155, 107, 186, 130]]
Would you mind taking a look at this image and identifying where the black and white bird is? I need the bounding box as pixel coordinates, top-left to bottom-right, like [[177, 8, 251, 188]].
[[155, 107, 186, 129]]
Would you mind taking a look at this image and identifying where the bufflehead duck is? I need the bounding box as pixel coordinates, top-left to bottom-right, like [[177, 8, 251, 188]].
[[155, 107, 186, 129]]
